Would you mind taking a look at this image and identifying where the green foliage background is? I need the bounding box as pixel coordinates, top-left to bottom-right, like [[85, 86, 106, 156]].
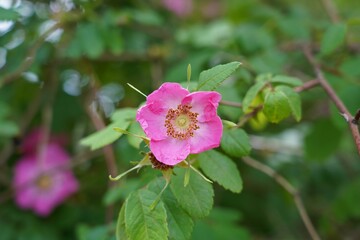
[[0, 0, 359, 239]]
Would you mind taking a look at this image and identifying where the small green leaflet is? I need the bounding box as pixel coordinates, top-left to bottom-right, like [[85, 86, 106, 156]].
[[80, 108, 136, 150], [242, 81, 267, 112], [170, 168, 214, 219], [221, 128, 251, 157], [263, 86, 301, 123], [320, 23, 347, 56], [198, 150, 243, 193], [125, 189, 168, 240], [148, 178, 194, 240], [276, 86, 301, 121], [197, 62, 241, 91], [270, 75, 302, 87]]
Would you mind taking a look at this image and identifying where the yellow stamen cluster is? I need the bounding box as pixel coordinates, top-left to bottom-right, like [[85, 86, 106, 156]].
[[36, 174, 53, 190], [165, 104, 199, 140]]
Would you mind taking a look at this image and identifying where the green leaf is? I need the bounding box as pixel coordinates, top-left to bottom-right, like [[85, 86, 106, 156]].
[[125, 189, 168, 240], [148, 178, 194, 240], [221, 128, 251, 157], [197, 62, 241, 91], [270, 75, 303, 87], [198, 150, 243, 193], [0, 121, 19, 137], [0, 102, 10, 118], [263, 88, 292, 123], [127, 121, 146, 149], [242, 81, 267, 112], [320, 23, 347, 56], [80, 122, 125, 150], [275, 85, 302, 121], [170, 168, 214, 218], [110, 108, 137, 122], [80, 108, 136, 150], [116, 203, 128, 240], [0, 7, 20, 21]]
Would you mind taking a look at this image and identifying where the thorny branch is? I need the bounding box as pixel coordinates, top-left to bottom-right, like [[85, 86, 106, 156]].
[[241, 156, 321, 240]]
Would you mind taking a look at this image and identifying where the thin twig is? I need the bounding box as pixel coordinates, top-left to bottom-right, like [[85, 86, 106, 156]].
[[303, 46, 360, 156], [241, 156, 321, 240], [1, 22, 62, 85], [294, 79, 320, 93], [220, 100, 242, 108], [319, 0, 340, 23]]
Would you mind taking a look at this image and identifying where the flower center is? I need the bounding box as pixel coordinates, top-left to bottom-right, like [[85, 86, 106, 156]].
[[165, 104, 199, 140], [36, 174, 53, 191]]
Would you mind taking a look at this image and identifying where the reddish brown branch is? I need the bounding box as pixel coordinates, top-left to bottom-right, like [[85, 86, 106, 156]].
[[303, 47, 360, 156]]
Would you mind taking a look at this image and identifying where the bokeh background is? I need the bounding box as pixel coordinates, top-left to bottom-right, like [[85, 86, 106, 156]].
[[0, 0, 360, 239]]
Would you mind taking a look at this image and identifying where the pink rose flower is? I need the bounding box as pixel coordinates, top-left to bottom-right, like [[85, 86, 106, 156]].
[[13, 143, 78, 216], [136, 82, 223, 165], [162, 0, 192, 17]]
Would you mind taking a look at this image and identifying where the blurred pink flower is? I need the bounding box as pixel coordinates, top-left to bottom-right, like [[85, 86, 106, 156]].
[[136, 82, 223, 165], [162, 0, 192, 17], [13, 143, 78, 216], [21, 128, 67, 154]]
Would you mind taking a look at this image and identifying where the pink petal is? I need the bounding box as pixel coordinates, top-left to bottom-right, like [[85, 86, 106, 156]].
[[53, 171, 79, 200], [33, 193, 57, 216], [42, 143, 70, 167], [163, 0, 193, 17], [136, 103, 168, 141], [147, 82, 189, 111], [150, 138, 190, 165], [13, 156, 39, 186], [182, 91, 221, 122], [189, 116, 223, 154], [15, 187, 37, 209]]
